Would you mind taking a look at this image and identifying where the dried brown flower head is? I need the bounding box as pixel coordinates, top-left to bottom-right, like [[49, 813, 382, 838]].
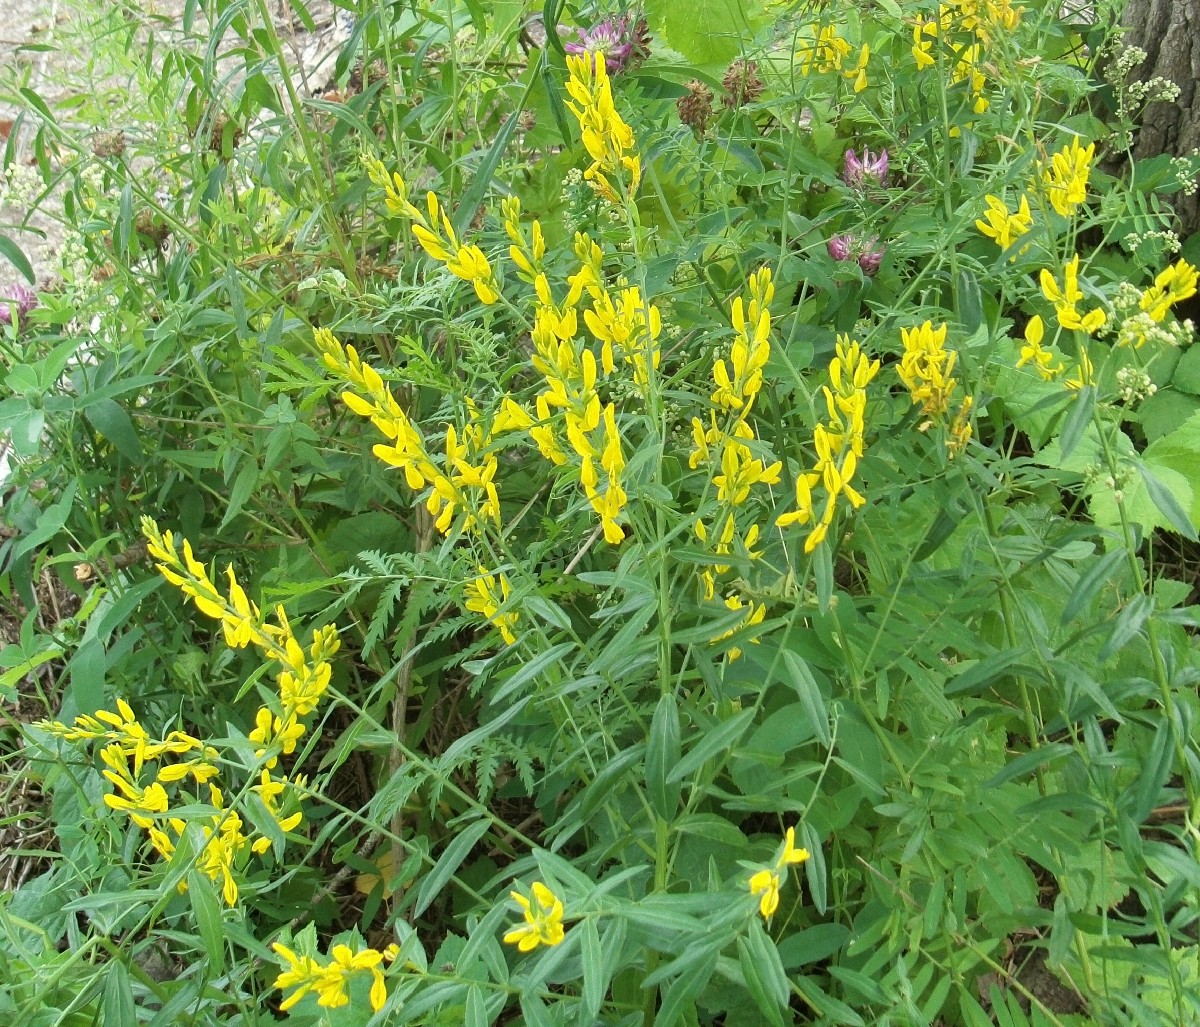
[[723, 59, 764, 109], [677, 80, 715, 134]]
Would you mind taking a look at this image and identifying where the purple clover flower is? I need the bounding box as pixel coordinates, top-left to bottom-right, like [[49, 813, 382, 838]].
[[828, 233, 886, 276], [858, 238, 885, 275], [828, 234, 854, 261], [843, 147, 888, 189], [0, 283, 37, 326], [562, 15, 651, 75]]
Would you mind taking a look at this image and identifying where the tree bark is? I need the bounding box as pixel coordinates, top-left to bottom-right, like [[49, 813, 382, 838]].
[[1119, 0, 1200, 236]]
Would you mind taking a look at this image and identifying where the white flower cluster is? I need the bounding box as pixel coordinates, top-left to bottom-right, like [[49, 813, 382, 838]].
[[1, 163, 43, 209], [1126, 76, 1181, 107], [1123, 228, 1181, 259], [1115, 365, 1156, 405], [1114, 311, 1193, 349], [57, 232, 91, 286], [1171, 149, 1200, 197]]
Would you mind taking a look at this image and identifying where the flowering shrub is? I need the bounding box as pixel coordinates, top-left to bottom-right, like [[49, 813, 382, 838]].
[[4, 0, 1200, 1024]]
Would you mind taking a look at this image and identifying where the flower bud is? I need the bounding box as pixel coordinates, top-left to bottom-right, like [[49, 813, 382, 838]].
[[843, 146, 888, 188], [828, 234, 853, 261], [858, 239, 885, 276]]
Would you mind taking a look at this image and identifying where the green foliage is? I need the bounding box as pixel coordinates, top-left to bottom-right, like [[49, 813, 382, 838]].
[[2, 0, 1200, 1024]]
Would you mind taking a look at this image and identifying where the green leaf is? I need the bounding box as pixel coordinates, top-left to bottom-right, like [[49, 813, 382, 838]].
[[1171, 345, 1200, 395], [1099, 593, 1153, 661], [102, 960, 136, 1026], [662, 0, 756, 64], [84, 397, 144, 461], [646, 693, 681, 820], [656, 947, 719, 1027], [0, 233, 35, 283], [781, 650, 830, 747], [666, 708, 754, 784], [218, 463, 259, 529], [452, 62, 533, 239], [1138, 460, 1198, 540], [412, 817, 492, 917], [1061, 548, 1126, 624], [985, 743, 1074, 788], [465, 985, 489, 1027], [188, 871, 226, 974], [738, 920, 788, 1027], [492, 642, 574, 704], [579, 917, 605, 1024], [1057, 384, 1095, 462], [944, 646, 1029, 696], [1124, 716, 1174, 823]]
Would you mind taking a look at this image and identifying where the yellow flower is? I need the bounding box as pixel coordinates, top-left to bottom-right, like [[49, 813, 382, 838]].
[[1064, 347, 1095, 391], [949, 396, 974, 457], [1041, 136, 1094, 218], [912, 18, 939, 70], [714, 591, 767, 661], [713, 440, 782, 507], [1015, 315, 1063, 381], [844, 43, 870, 93], [564, 51, 640, 202], [272, 941, 391, 1013], [776, 471, 819, 531], [503, 881, 566, 952], [975, 194, 1032, 255], [362, 159, 499, 303], [272, 943, 324, 1012], [749, 868, 782, 918], [749, 826, 811, 918], [713, 268, 774, 412], [1040, 255, 1106, 334], [1140, 258, 1199, 323], [797, 23, 853, 75], [584, 284, 662, 389], [465, 567, 519, 645], [898, 321, 958, 417]]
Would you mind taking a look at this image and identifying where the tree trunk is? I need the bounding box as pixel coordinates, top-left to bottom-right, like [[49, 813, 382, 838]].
[[1119, 0, 1200, 236]]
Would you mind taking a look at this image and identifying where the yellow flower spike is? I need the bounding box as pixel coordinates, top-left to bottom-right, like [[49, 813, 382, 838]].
[[564, 51, 640, 202], [503, 881, 566, 952], [975, 194, 1033, 255], [1141, 258, 1199, 322], [465, 567, 519, 645], [1041, 136, 1094, 218], [273, 943, 323, 1012]]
